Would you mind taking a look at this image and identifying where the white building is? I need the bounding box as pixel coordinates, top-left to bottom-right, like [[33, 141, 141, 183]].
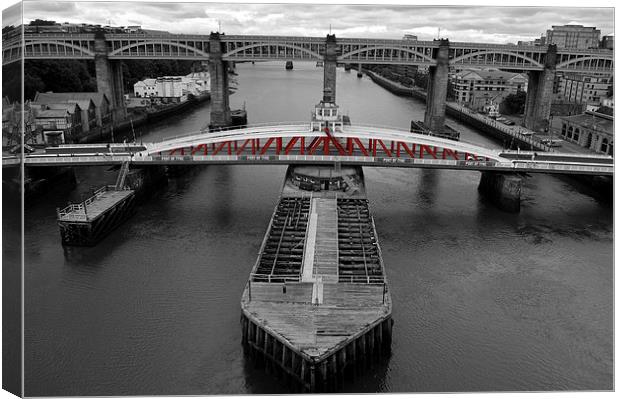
[[133, 78, 158, 98], [133, 72, 210, 103]]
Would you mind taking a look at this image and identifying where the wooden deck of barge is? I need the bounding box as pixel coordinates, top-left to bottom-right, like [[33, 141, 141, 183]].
[[241, 165, 392, 392]]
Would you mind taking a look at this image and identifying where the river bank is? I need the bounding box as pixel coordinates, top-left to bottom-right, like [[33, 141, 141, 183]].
[[362, 68, 611, 196], [363, 69, 552, 152]]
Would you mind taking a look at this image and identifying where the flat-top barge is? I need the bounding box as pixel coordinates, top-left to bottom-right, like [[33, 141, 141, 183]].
[[240, 164, 392, 392]]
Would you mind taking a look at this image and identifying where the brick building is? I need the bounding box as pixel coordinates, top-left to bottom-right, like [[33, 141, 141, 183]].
[[559, 111, 613, 155]]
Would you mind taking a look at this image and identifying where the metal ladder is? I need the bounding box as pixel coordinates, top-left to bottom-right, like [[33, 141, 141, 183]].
[[115, 161, 130, 190]]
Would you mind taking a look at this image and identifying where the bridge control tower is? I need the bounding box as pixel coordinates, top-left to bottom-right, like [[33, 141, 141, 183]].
[[310, 88, 351, 132], [310, 88, 345, 132]]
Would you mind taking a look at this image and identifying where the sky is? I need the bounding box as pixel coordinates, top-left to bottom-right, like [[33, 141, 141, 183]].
[[1, 0, 616, 44]]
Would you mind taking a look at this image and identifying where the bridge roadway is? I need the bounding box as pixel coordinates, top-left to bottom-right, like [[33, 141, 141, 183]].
[[2, 32, 613, 73], [4, 124, 613, 176]]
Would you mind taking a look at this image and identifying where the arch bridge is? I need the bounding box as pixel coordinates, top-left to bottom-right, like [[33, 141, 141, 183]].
[[2, 32, 613, 73], [2, 30, 613, 138]]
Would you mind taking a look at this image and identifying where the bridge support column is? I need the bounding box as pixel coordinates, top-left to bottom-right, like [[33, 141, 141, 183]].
[[323, 34, 338, 102], [478, 172, 522, 213], [94, 30, 126, 122], [423, 39, 450, 133], [523, 45, 557, 132], [209, 32, 232, 129]]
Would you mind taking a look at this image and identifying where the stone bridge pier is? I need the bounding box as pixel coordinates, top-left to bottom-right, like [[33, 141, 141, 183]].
[[323, 34, 338, 103], [94, 30, 126, 121], [523, 45, 557, 132], [478, 172, 523, 212], [424, 39, 450, 133], [209, 32, 232, 129]]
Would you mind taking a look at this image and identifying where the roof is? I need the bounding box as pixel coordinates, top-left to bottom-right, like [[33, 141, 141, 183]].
[[44, 102, 81, 113], [135, 79, 157, 86], [36, 109, 70, 118], [34, 92, 109, 107], [560, 113, 614, 135], [455, 69, 522, 81]]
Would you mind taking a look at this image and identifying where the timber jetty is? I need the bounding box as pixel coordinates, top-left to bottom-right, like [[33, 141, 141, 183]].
[[56, 162, 134, 246], [240, 164, 392, 392]]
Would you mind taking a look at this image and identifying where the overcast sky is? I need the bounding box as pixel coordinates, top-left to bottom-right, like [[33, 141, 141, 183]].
[[2, 0, 615, 44]]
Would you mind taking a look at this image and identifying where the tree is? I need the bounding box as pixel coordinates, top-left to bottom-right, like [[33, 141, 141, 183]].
[[596, 106, 613, 116], [28, 19, 57, 26], [412, 71, 428, 90], [501, 90, 527, 115]]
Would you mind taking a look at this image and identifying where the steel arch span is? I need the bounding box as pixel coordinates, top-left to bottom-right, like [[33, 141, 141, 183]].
[[108, 40, 210, 58], [145, 124, 504, 162]]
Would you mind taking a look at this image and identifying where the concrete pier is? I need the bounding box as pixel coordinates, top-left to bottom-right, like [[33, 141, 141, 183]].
[[208, 32, 232, 128], [323, 34, 338, 103], [478, 171, 523, 213], [424, 39, 450, 133], [523, 45, 557, 132]]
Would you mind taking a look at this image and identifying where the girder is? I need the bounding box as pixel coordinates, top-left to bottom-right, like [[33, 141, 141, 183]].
[[145, 124, 505, 161], [3, 32, 613, 72]]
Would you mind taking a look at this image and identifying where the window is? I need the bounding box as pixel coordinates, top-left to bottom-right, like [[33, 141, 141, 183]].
[[561, 124, 567, 136], [601, 138, 608, 154]]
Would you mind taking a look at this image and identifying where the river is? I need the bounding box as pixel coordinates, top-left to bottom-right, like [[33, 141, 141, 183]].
[[11, 61, 613, 395]]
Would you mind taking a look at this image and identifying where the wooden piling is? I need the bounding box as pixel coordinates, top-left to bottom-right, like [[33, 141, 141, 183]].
[[310, 364, 316, 392], [369, 327, 375, 356]]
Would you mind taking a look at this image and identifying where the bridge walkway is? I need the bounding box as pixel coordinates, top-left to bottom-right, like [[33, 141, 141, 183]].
[[312, 198, 339, 282]]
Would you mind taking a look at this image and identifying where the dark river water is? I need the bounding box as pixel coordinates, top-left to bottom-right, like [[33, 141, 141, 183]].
[[10, 62, 613, 395]]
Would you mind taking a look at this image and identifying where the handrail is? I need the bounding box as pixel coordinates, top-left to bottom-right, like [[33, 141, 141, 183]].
[[57, 185, 130, 218]]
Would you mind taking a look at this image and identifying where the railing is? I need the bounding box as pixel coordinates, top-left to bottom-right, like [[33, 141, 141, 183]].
[[25, 155, 131, 164], [249, 273, 301, 283], [338, 275, 385, 284], [56, 185, 130, 220], [57, 185, 108, 220], [447, 103, 554, 152], [115, 161, 130, 190], [154, 121, 313, 143]]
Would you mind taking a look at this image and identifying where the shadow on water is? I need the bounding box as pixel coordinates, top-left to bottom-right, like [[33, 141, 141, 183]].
[[415, 169, 439, 208], [212, 167, 233, 226], [241, 345, 392, 394]]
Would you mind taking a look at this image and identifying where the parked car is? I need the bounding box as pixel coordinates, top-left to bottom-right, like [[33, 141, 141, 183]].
[[541, 139, 563, 147], [502, 120, 515, 126]]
